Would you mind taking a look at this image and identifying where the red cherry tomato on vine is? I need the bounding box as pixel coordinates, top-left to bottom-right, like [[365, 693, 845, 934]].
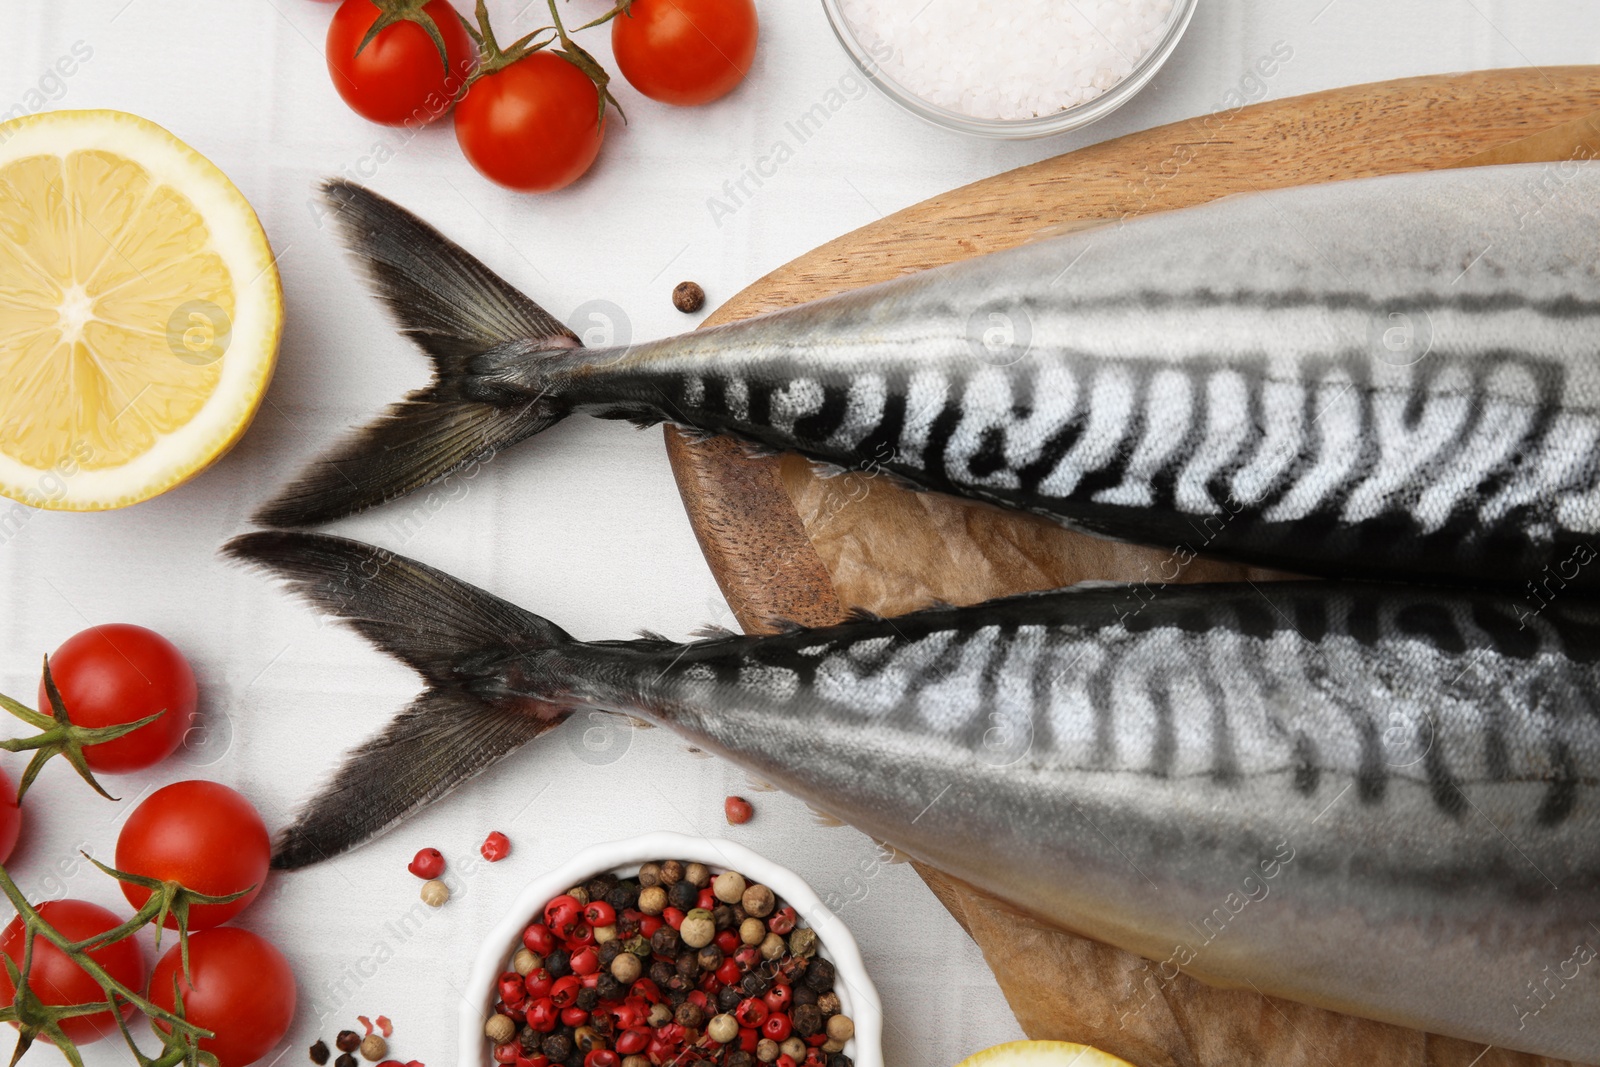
[[455, 51, 606, 192], [0, 900, 145, 1044], [42, 624, 197, 773], [0, 768, 19, 864], [611, 0, 758, 107], [115, 781, 271, 929], [149, 928, 296, 1067], [326, 0, 476, 126]]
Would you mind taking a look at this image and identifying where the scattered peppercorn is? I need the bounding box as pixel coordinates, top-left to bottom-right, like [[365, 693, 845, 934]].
[[804, 958, 835, 992], [668, 880, 699, 912], [724, 796, 754, 825], [673, 281, 706, 314], [360, 1035, 387, 1062], [310, 1040, 331, 1065], [336, 1055, 357, 1067], [420, 879, 449, 907], [407, 848, 445, 879], [336, 1032, 361, 1054], [485, 1016, 516, 1044], [481, 831, 511, 862]]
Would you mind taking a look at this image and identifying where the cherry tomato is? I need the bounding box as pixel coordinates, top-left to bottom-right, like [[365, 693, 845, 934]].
[[455, 51, 605, 192], [0, 768, 20, 864], [149, 928, 295, 1067], [115, 781, 270, 929], [0, 900, 145, 1044], [327, 0, 475, 126], [42, 624, 196, 773], [610, 0, 757, 107]]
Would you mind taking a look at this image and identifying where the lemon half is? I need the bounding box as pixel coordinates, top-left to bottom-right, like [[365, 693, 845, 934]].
[[0, 110, 281, 510], [955, 1041, 1138, 1067]]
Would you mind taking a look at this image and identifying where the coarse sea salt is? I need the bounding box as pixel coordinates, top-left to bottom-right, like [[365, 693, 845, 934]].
[[838, 0, 1178, 122]]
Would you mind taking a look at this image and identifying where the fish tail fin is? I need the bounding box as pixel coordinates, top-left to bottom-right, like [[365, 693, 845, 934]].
[[223, 531, 580, 869], [253, 179, 584, 528]]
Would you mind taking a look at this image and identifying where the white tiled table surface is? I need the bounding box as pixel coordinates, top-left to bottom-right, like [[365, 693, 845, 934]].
[[2, 2, 1596, 1065]]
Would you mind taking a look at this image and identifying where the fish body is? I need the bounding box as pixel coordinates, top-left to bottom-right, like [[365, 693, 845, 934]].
[[263, 168, 1600, 593], [228, 533, 1600, 1062]]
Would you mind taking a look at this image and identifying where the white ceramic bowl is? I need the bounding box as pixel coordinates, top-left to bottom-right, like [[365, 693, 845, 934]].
[[461, 832, 884, 1067]]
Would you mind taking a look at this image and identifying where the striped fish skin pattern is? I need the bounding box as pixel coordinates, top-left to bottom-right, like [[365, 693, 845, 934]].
[[512, 162, 1600, 592], [519, 581, 1600, 1062]]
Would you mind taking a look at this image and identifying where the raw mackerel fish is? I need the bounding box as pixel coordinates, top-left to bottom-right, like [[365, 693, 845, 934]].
[[260, 168, 1600, 593], [226, 532, 1600, 1063]]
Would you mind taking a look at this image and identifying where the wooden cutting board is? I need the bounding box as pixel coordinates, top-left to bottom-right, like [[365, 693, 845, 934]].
[[664, 68, 1600, 1067]]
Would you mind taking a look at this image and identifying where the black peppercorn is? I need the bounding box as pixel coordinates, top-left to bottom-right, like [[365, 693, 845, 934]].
[[649, 960, 676, 987], [717, 985, 742, 1013], [739, 970, 771, 996], [727, 1054, 755, 1067], [586, 873, 619, 901], [697, 945, 723, 972], [792, 984, 819, 1008], [576, 987, 599, 1011], [310, 1041, 331, 1066], [596, 973, 625, 1001], [673, 281, 707, 314], [564, 1050, 584, 1067], [615, 913, 641, 939], [607, 883, 637, 912], [668, 880, 699, 912], [541, 1033, 573, 1062], [792, 1004, 824, 1038], [650, 926, 680, 959], [666, 987, 689, 1009], [676, 952, 701, 980], [713, 904, 736, 931], [519, 1026, 540, 1053], [335, 1032, 360, 1054], [335, 1055, 357, 1067], [675, 1001, 707, 1030], [804, 957, 836, 992], [828, 1056, 854, 1067], [546, 948, 572, 977], [598, 940, 624, 965]]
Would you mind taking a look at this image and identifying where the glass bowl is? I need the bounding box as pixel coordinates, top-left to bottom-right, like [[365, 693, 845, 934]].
[[820, 0, 1200, 139]]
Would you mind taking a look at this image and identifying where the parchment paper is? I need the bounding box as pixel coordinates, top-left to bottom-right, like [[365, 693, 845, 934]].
[[775, 114, 1600, 1067]]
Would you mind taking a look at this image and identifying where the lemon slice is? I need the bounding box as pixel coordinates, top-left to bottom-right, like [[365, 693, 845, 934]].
[[955, 1041, 1137, 1067], [0, 110, 281, 510]]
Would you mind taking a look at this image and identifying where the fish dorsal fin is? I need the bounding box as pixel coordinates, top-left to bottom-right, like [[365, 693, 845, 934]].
[[635, 629, 672, 643], [691, 622, 741, 640]]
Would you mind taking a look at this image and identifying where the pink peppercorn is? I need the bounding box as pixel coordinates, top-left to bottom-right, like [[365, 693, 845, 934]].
[[408, 848, 445, 879], [481, 831, 511, 861], [724, 796, 754, 824]]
